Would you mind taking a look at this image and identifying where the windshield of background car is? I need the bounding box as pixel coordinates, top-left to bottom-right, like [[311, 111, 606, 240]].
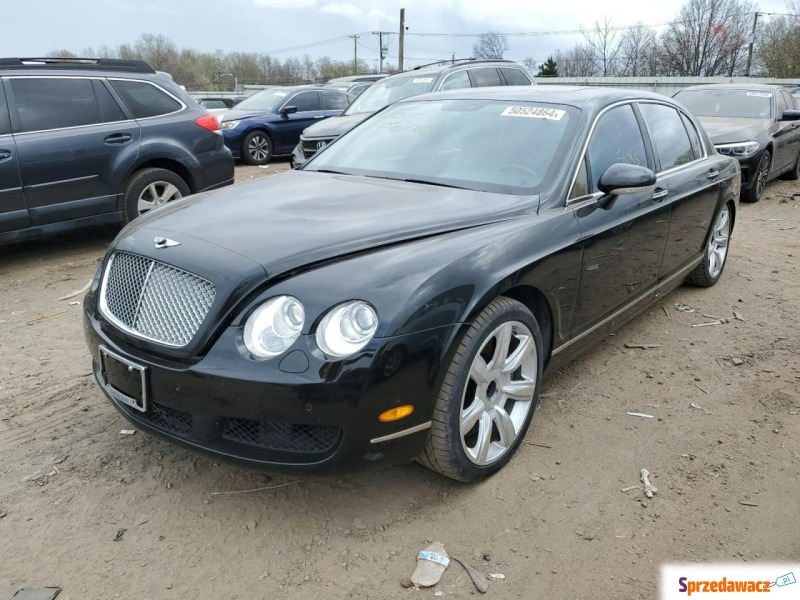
[[343, 74, 438, 115], [305, 99, 578, 195], [234, 89, 292, 111], [675, 89, 773, 119]]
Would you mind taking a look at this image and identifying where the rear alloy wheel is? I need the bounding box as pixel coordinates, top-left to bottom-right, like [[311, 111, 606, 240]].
[[687, 203, 732, 287], [123, 168, 190, 223], [744, 151, 770, 203], [242, 131, 272, 165], [418, 297, 543, 482]]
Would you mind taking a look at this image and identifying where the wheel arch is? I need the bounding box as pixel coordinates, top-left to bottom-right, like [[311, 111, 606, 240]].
[[125, 158, 197, 194]]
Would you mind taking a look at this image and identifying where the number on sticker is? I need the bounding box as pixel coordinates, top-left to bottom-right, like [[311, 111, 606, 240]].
[[746, 91, 772, 98], [501, 106, 566, 120]]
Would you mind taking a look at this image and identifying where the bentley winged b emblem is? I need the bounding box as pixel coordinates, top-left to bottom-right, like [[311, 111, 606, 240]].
[[154, 236, 181, 249]]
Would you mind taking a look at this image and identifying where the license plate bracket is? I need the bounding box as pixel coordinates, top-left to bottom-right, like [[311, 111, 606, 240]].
[[99, 345, 147, 413]]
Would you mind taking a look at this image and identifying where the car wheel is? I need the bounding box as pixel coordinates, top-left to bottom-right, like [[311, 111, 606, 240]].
[[687, 202, 732, 287], [123, 168, 190, 223], [242, 130, 272, 165], [780, 150, 800, 181], [743, 151, 770, 203], [418, 297, 543, 482]]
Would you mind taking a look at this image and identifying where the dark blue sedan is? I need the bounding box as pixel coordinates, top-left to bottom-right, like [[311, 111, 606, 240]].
[[219, 86, 352, 165]]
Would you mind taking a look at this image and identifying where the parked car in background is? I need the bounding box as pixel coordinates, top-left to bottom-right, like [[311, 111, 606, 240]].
[[324, 74, 387, 98], [219, 85, 352, 165], [292, 59, 535, 166], [84, 87, 738, 481], [0, 57, 233, 243], [674, 84, 800, 203], [790, 86, 800, 100], [197, 97, 245, 110]]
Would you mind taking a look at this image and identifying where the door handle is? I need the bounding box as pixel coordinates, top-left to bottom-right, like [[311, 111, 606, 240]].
[[652, 189, 668, 202], [707, 170, 720, 179], [104, 133, 132, 145], [0, 149, 11, 160]]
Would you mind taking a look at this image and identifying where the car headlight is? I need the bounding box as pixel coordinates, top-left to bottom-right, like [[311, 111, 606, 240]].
[[316, 301, 379, 359], [243, 296, 305, 359], [714, 141, 760, 157], [220, 120, 240, 130]]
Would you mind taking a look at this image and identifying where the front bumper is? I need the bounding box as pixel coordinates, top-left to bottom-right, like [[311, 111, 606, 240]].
[[84, 298, 458, 473], [730, 150, 766, 191], [222, 129, 244, 159]]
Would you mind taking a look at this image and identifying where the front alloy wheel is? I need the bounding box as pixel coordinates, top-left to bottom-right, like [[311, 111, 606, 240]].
[[418, 297, 543, 482], [243, 131, 272, 165], [744, 152, 770, 203]]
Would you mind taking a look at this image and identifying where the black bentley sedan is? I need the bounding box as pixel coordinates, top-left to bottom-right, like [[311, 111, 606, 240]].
[[674, 84, 800, 203], [83, 87, 740, 482]]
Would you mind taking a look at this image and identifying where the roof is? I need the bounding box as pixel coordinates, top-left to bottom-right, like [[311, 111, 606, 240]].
[[677, 83, 785, 92], [0, 57, 155, 74]]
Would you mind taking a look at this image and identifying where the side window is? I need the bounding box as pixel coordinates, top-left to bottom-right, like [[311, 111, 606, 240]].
[[680, 113, 704, 160], [93, 80, 127, 123], [470, 67, 502, 88], [0, 85, 10, 135], [438, 70, 471, 91], [110, 80, 182, 119], [777, 91, 788, 118], [586, 104, 647, 192], [322, 91, 349, 110], [288, 91, 320, 112], [501, 68, 532, 86], [569, 158, 589, 200], [11, 78, 101, 132], [780, 90, 796, 111], [639, 103, 695, 171]]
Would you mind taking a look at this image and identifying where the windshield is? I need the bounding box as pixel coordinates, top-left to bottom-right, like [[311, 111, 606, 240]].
[[306, 99, 577, 195], [344, 74, 438, 116], [675, 89, 773, 119], [234, 89, 292, 112]]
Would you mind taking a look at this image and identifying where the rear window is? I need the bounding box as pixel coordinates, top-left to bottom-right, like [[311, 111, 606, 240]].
[[501, 68, 533, 86], [470, 68, 502, 88], [110, 79, 182, 119], [10, 78, 102, 132]]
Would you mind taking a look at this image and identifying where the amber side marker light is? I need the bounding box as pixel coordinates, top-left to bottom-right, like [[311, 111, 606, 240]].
[[379, 405, 414, 422]]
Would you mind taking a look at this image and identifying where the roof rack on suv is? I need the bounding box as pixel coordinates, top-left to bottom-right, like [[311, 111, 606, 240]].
[[412, 58, 516, 70], [0, 57, 156, 74]]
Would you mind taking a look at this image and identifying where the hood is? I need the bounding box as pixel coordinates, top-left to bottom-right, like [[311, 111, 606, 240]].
[[219, 108, 275, 123], [302, 113, 371, 139], [695, 116, 772, 144], [130, 170, 536, 279]]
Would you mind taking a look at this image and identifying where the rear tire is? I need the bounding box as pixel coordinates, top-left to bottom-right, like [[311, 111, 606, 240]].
[[242, 130, 272, 165], [123, 168, 190, 224], [418, 297, 543, 482], [687, 202, 732, 287], [743, 151, 770, 203]]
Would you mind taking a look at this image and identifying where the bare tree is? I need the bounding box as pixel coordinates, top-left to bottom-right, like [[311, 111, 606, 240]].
[[45, 49, 77, 58], [757, 4, 800, 76], [472, 31, 509, 59], [661, 0, 754, 76], [617, 23, 659, 76], [581, 18, 622, 76], [554, 45, 598, 77], [134, 33, 179, 72], [521, 57, 537, 72]]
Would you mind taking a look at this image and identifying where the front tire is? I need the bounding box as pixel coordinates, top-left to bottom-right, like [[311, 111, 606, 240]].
[[743, 151, 770, 203], [123, 168, 190, 224], [418, 297, 543, 482], [687, 202, 732, 287], [242, 130, 272, 165]]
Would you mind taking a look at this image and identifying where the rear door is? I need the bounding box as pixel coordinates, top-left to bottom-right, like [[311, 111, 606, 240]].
[[272, 91, 322, 154], [778, 89, 800, 170], [6, 76, 140, 226], [772, 90, 796, 172], [637, 102, 722, 281], [0, 79, 29, 233]]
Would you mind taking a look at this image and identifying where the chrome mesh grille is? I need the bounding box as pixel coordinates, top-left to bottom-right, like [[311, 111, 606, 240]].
[[101, 252, 215, 347]]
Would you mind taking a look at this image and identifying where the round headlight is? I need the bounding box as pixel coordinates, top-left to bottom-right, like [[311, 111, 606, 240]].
[[243, 296, 305, 359], [316, 301, 378, 359]]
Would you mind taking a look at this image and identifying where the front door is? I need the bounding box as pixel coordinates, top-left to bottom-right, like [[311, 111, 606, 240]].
[[272, 91, 323, 154], [0, 82, 28, 233], [569, 103, 671, 337]]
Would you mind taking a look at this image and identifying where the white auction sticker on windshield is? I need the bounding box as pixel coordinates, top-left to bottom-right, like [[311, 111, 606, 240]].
[[501, 106, 565, 120], [413, 77, 434, 83], [746, 91, 771, 97]]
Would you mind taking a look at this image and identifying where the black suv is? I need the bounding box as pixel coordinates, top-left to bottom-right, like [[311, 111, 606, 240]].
[[292, 59, 535, 166], [0, 57, 234, 242]]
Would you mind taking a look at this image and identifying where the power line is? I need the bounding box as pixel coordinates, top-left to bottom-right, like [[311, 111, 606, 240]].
[[264, 33, 371, 55], [404, 22, 671, 38]]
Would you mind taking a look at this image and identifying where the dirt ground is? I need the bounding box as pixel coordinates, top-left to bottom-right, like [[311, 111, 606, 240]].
[[1, 164, 798, 600]]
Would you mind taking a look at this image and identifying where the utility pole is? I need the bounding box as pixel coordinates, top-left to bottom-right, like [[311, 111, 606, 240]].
[[745, 11, 760, 77], [349, 34, 359, 75], [399, 8, 405, 72], [372, 31, 391, 73]]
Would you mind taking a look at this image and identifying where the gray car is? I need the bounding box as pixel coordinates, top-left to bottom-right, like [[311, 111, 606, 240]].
[[0, 57, 234, 243]]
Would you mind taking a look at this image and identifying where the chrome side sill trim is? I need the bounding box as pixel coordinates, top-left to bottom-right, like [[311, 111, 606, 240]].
[[370, 421, 432, 444], [552, 256, 703, 357]]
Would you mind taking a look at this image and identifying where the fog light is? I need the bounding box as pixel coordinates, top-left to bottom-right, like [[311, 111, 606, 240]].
[[379, 405, 414, 422]]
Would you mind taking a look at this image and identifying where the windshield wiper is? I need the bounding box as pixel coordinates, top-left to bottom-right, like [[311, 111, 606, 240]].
[[306, 168, 353, 175], [401, 177, 469, 190]]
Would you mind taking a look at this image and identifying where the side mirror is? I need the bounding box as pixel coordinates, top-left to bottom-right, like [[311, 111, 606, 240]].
[[596, 164, 657, 209], [281, 105, 298, 115], [780, 109, 800, 121]]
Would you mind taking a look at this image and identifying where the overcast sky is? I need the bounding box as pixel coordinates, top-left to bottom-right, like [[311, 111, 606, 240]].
[[1, 0, 793, 69]]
